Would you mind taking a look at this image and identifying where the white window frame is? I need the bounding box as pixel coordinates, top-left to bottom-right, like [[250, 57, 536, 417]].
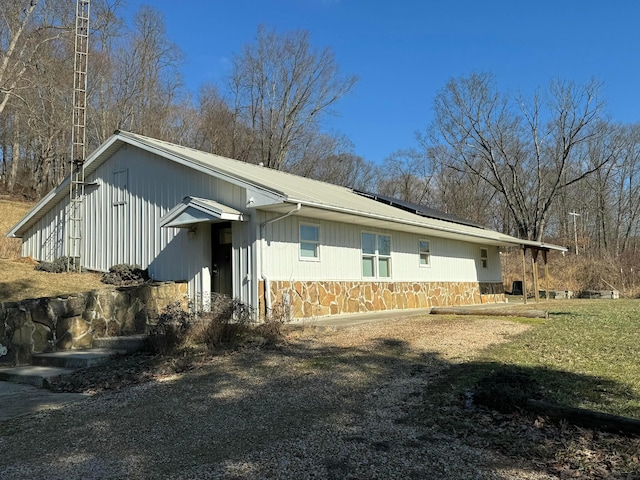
[[112, 169, 128, 206], [419, 239, 431, 267], [361, 231, 392, 279], [480, 248, 488, 269], [299, 222, 321, 261]]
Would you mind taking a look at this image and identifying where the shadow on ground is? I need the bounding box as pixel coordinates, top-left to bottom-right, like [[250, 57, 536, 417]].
[[1, 335, 639, 479], [0, 279, 31, 302]]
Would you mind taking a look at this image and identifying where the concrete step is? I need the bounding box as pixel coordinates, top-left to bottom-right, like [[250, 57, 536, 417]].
[[0, 337, 147, 390], [31, 348, 125, 369], [0, 365, 78, 388], [92, 334, 147, 353]]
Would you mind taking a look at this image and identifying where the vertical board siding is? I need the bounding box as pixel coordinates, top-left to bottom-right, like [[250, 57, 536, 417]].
[[262, 214, 503, 283], [22, 197, 69, 261], [20, 145, 248, 305], [20, 144, 503, 308], [79, 146, 245, 273]]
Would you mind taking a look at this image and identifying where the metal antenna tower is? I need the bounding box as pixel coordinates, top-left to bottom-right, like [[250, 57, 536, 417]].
[[67, 0, 90, 272]]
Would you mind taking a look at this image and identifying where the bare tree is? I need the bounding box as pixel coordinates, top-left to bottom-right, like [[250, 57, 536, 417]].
[[229, 25, 357, 170], [424, 73, 608, 241], [0, 0, 72, 110], [286, 132, 376, 190], [579, 124, 640, 256], [194, 83, 258, 161], [88, 5, 184, 142], [376, 149, 433, 205], [0, 0, 73, 196], [87, 0, 126, 145]]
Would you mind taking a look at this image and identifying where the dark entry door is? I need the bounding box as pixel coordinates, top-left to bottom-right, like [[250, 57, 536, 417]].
[[211, 222, 232, 297]]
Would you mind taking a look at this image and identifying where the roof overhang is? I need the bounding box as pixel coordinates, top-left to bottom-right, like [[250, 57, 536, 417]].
[[160, 197, 246, 228], [7, 131, 282, 238], [259, 201, 567, 251]]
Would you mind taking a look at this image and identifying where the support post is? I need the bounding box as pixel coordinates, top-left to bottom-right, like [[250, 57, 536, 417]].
[[543, 250, 549, 300], [521, 246, 527, 304], [531, 248, 540, 303]]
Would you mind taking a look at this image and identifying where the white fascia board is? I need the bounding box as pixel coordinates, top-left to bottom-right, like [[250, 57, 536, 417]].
[[6, 177, 71, 238], [7, 134, 124, 238], [281, 199, 567, 251], [160, 197, 246, 228]]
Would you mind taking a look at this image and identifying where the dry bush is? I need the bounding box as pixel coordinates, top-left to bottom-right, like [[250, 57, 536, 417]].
[[101, 264, 149, 286], [502, 248, 640, 298], [146, 296, 262, 355]]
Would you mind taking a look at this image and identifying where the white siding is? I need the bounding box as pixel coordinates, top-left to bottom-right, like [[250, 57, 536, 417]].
[[21, 145, 250, 305], [21, 197, 69, 261], [78, 147, 246, 273], [261, 212, 503, 283]]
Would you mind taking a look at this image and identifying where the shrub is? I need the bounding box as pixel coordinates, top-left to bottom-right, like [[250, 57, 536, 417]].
[[145, 302, 193, 355], [35, 256, 75, 273], [253, 303, 288, 344], [101, 264, 149, 286], [145, 296, 262, 355], [195, 294, 255, 347]]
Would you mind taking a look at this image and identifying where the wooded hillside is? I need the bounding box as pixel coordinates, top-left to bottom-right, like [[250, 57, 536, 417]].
[[2, 1, 639, 290]]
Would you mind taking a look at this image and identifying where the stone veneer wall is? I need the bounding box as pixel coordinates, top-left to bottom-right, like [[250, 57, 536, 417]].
[[0, 282, 187, 366], [261, 280, 505, 319]]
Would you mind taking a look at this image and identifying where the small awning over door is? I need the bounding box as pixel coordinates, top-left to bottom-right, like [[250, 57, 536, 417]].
[[160, 196, 246, 228]]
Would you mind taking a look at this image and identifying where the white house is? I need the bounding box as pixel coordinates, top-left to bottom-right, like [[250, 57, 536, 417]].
[[8, 131, 564, 318]]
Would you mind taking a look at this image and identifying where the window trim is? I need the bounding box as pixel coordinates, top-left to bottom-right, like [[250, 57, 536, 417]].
[[299, 222, 321, 262], [480, 247, 488, 269], [419, 239, 431, 267], [361, 231, 392, 279], [112, 169, 128, 206]]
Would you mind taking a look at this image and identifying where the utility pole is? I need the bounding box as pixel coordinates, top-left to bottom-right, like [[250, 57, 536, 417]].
[[569, 212, 580, 256]]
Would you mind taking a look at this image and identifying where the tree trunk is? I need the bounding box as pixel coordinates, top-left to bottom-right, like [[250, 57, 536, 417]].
[[7, 115, 21, 193]]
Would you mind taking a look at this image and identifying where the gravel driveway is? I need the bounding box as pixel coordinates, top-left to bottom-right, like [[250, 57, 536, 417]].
[[0, 316, 559, 479]]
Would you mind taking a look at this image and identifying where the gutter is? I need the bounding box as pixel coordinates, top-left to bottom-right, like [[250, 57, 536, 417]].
[[285, 199, 566, 251], [259, 203, 302, 314]]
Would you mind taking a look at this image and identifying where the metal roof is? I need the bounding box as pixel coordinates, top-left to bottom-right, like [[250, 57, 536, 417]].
[[353, 190, 487, 229], [159, 196, 246, 228], [7, 130, 567, 252]]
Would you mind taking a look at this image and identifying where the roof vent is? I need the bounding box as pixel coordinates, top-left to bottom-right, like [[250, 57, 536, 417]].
[[259, 162, 264, 167]]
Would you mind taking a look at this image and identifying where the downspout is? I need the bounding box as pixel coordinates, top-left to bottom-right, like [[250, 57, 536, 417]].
[[260, 203, 302, 315]]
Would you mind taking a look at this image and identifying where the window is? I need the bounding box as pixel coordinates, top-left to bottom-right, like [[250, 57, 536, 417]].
[[419, 239, 430, 267], [362, 232, 391, 278], [300, 223, 320, 260], [480, 248, 488, 268], [112, 169, 128, 206]]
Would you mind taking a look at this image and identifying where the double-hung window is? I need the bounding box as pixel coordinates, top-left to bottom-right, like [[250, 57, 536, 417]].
[[419, 239, 430, 267], [299, 223, 320, 260], [362, 232, 391, 278], [480, 248, 488, 268]]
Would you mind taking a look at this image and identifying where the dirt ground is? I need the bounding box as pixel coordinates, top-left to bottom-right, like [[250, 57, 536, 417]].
[[1, 315, 638, 479]]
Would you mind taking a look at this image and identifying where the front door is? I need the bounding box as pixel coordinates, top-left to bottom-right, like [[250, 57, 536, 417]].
[[211, 222, 233, 297]]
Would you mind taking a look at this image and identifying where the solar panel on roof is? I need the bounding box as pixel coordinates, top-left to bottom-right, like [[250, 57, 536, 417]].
[[353, 189, 487, 229]]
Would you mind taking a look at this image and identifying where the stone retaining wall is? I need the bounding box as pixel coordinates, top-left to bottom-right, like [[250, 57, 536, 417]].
[[0, 282, 187, 366], [261, 280, 505, 319]]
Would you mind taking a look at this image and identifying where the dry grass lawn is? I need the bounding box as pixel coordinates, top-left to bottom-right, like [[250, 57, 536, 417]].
[[0, 258, 105, 302], [0, 196, 104, 302], [0, 196, 32, 259]]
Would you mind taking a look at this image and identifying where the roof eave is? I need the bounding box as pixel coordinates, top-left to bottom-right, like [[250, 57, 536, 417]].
[[275, 199, 567, 251]]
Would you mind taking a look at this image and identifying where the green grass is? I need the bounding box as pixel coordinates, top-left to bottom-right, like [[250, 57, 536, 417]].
[[454, 299, 640, 419]]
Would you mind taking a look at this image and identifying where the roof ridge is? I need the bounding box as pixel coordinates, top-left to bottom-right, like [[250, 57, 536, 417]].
[[117, 130, 354, 193]]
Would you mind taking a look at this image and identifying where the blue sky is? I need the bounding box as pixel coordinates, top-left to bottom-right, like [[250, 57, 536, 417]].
[[121, 0, 640, 164]]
